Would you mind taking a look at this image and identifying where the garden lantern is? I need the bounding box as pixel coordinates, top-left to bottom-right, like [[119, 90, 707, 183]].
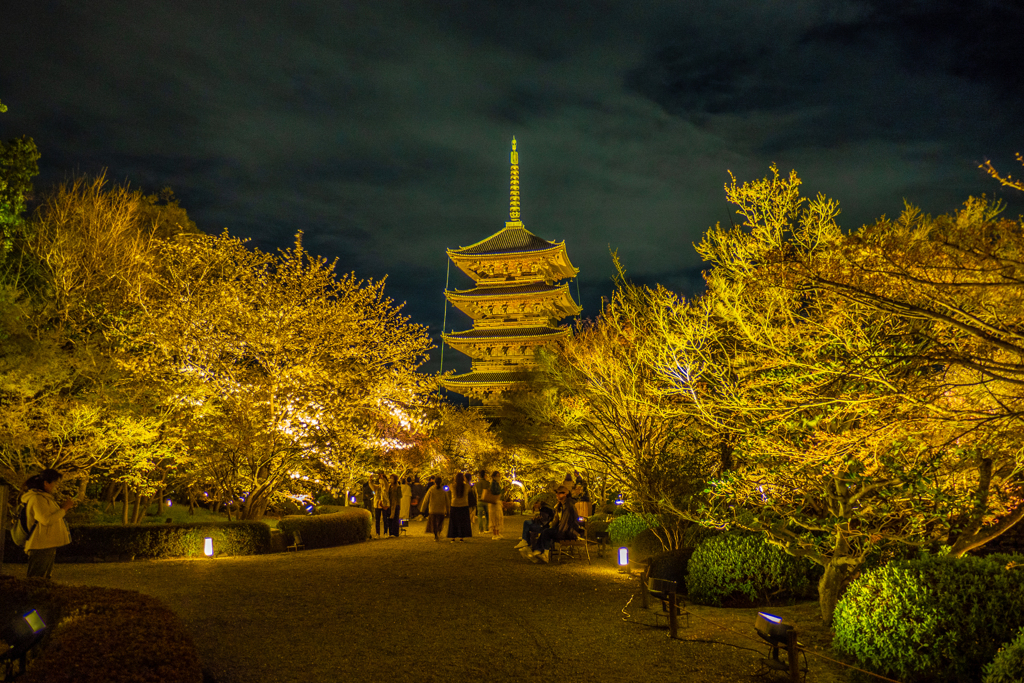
[[204, 537, 214, 557], [617, 547, 629, 572]]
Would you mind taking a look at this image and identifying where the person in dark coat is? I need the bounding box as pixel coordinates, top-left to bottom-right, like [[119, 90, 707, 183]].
[[361, 478, 374, 512], [526, 485, 581, 563], [386, 474, 402, 537]]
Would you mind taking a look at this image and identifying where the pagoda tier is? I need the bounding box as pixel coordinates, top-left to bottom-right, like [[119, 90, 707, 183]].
[[445, 282, 581, 322], [442, 326, 567, 368], [441, 137, 580, 408], [448, 223, 578, 285]]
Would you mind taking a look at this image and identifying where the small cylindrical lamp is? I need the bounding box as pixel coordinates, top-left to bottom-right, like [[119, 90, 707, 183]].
[[204, 537, 214, 557], [617, 547, 629, 572]]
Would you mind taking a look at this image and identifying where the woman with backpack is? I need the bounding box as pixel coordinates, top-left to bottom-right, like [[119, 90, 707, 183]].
[[20, 468, 75, 578]]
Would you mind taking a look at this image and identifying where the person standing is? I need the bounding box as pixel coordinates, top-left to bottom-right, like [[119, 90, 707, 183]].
[[387, 474, 402, 538], [21, 468, 74, 579], [476, 469, 489, 534], [488, 470, 504, 540], [410, 476, 425, 521], [466, 473, 477, 529], [361, 478, 374, 512], [422, 477, 450, 542], [373, 474, 390, 538], [446, 473, 473, 542], [421, 476, 437, 535], [400, 476, 412, 523]]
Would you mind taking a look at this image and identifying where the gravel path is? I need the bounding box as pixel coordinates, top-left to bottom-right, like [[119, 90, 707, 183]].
[[4, 519, 851, 682]]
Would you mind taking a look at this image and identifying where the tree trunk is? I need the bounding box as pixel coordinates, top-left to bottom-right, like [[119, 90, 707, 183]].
[[102, 481, 117, 514], [188, 490, 196, 516], [155, 486, 165, 517], [131, 494, 146, 525], [121, 483, 130, 525], [818, 561, 846, 627]]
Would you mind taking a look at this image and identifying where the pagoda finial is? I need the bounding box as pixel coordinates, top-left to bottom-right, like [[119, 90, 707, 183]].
[[509, 136, 520, 222]]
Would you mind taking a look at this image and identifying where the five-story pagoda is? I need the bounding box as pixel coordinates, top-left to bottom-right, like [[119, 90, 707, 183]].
[[441, 138, 581, 407]]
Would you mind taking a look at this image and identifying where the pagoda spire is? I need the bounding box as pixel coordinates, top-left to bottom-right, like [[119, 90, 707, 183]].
[[508, 136, 521, 225]]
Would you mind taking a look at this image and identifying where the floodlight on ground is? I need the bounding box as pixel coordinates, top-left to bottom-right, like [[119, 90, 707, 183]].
[[617, 547, 629, 572], [204, 537, 214, 557], [755, 612, 798, 670], [1, 609, 47, 678]]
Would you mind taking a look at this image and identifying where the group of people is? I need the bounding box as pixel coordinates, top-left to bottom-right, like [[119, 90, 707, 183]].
[[361, 470, 507, 542], [515, 483, 583, 564]]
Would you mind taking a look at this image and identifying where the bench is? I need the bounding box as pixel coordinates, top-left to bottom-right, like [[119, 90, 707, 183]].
[[552, 517, 599, 564], [286, 531, 304, 551]]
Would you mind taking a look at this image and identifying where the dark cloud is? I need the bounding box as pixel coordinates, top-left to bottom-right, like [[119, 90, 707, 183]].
[[2, 0, 1022, 375]]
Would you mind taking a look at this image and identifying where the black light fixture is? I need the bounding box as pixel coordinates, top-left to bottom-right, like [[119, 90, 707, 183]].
[[1, 609, 47, 679], [754, 612, 797, 671]]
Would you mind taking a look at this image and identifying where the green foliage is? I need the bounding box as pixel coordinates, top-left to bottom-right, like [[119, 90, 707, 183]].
[[277, 507, 372, 549], [985, 628, 1024, 683], [0, 575, 202, 683], [608, 512, 660, 546], [686, 533, 819, 606], [649, 548, 694, 589], [9, 521, 273, 560], [833, 554, 1024, 682]]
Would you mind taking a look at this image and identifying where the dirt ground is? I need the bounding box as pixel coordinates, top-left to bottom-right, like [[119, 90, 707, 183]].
[[2, 518, 854, 683]]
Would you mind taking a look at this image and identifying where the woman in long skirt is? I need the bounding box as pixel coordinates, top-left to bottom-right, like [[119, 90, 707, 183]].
[[487, 470, 504, 540], [386, 474, 402, 537], [400, 476, 412, 522], [446, 472, 473, 542]]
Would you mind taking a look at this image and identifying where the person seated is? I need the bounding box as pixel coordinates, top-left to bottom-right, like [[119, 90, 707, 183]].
[[526, 485, 581, 563], [514, 501, 554, 556]]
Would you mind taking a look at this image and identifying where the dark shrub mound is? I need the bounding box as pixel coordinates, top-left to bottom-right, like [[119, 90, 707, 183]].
[[649, 549, 693, 590], [685, 533, 819, 607], [0, 575, 202, 683], [833, 554, 1024, 683], [277, 507, 371, 548], [985, 627, 1024, 683]]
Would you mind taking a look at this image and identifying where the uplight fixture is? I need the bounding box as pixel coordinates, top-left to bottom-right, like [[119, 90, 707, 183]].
[[617, 547, 629, 572], [203, 537, 214, 558]]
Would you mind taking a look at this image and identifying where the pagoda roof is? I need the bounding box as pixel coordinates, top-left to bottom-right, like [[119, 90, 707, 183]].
[[443, 370, 536, 387], [444, 326, 565, 341], [448, 282, 564, 299], [449, 223, 561, 257]]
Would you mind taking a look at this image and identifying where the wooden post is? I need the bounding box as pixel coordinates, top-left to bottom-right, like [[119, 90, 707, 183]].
[[640, 572, 650, 609], [668, 590, 678, 639], [787, 629, 799, 683]]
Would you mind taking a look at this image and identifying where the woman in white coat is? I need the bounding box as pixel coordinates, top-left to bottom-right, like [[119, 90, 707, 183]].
[[21, 468, 75, 578]]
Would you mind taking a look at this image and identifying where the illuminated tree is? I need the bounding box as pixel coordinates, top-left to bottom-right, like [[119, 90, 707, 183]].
[[503, 268, 716, 548], [131, 232, 432, 519], [652, 166, 1024, 624]]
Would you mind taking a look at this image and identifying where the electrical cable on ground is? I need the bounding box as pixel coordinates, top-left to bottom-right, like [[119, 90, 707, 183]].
[[621, 585, 903, 683]]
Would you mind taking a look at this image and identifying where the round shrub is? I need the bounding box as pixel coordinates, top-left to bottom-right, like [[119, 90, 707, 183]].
[[686, 533, 819, 607], [608, 512, 660, 546], [277, 507, 371, 548], [0, 575, 202, 683], [985, 627, 1024, 683], [833, 554, 1024, 683]]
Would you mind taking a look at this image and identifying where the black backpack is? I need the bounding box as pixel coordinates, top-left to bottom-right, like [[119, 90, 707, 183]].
[[10, 500, 36, 547]]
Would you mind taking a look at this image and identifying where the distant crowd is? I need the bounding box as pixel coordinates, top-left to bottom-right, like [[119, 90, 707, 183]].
[[358, 470, 593, 563]]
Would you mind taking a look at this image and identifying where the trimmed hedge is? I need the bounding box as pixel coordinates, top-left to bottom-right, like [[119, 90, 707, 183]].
[[0, 575, 202, 683], [277, 507, 371, 549], [4, 521, 273, 562], [985, 628, 1024, 683], [833, 554, 1024, 683], [608, 512, 660, 546], [686, 533, 819, 607]]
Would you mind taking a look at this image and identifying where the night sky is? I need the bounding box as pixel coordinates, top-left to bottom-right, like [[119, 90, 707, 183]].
[[2, 1, 1022, 373]]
